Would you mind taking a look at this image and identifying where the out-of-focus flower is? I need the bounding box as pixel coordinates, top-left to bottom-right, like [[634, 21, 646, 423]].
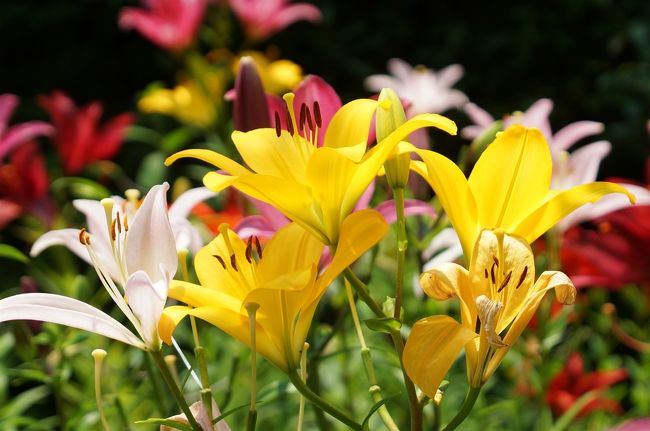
[[38, 91, 134, 175], [0, 94, 53, 161], [0, 141, 53, 229], [119, 0, 207, 51], [162, 400, 231, 431], [562, 204, 650, 289], [546, 352, 627, 417], [410, 125, 633, 258], [232, 52, 303, 95], [404, 229, 576, 397], [461, 99, 650, 230], [191, 189, 244, 235], [231, 56, 270, 132], [228, 0, 321, 41], [159, 210, 387, 371], [609, 418, 650, 431], [167, 95, 455, 245], [365, 58, 468, 116], [3, 184, 184, 350]]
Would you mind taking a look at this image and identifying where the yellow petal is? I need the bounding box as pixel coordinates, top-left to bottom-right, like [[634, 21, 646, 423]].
[[514, 181, 635, 244], [403, 315, 478, 399], [320, 209, 388, 289], [468, 126, 552, 233], [411, 153, 478, 257], [158, 305, 193, 345], [165, 149, 251, 176], [483, 271, 576, 381], [232, 129, 313, 182], [419, 263, 475, 327], [323, 99, 378, 160]]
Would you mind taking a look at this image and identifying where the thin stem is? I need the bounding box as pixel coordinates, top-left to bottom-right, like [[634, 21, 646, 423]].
[[344, 268, 384, 317], [246, 303, 260, 431], [92, 349, 110, 431], [150, 350, 202, 431], [144, 352, 166, 413], [393, 187, 407, 321], [297, 343, 309, 431], [344, 280, 400, 431], [442, 386, 481, 431], [287, 369, 364, 431]]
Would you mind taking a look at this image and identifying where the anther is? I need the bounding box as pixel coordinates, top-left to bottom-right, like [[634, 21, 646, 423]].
[[110, 219, 117, 241], [515, 266, 528, 289], [274, 112, 282, 137], [253, 236, 262, 259], [125, 189, 141, 205], [285, 108, 294, 135], [299, 103, 307, 131], [245, 237, 253, 263], [484, 268, 488, 279], [79, 228, 91, 245], [313, 101, 322, 128], [497, 271, 512, 293], [492, 255, 499, 267], [305, 106, 314, 131], [213, 255, 226, 269], [230, 254, 238, 272], [115, 213, 121, 233], [490, 262, 496, 284], [123, 215, 129, 232]]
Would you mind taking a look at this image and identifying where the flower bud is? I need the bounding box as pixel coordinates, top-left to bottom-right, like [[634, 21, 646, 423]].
[[377, 88, 410, 188]]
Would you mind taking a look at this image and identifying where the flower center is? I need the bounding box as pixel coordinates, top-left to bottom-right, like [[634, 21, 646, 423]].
[[273, 93, 322, 148]]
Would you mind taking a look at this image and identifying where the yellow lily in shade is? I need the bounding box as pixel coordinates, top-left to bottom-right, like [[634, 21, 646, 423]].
[[410, 124, 634, 258], [166, 94, 456, 245], [159, 209, 388, 371], [403, 229, 577, 398]]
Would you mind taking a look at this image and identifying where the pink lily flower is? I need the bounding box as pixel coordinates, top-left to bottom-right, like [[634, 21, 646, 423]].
[[119, 0, 208, 51], [38, 91, 134, 175], [609, 419, 650, 431], [228, 0, 321, 41], [461, 99, 650, 230], [0, 94, 53, 161]]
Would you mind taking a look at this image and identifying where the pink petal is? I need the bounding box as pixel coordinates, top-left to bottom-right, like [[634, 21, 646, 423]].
[[552, 121, 605, 153], [0, 293, 145, 348], [566, 141, 611, 185], [364, 75, 400, 93], [610, 418, 650, 431], [464, 103, 494, 128], [354, 181, 375, 212], [0, 122, 54, 160], [294, 75, 342, 145], [234, 215, 278, 239], [0, 199, 22, 229], [387, 58, 414, 82], [258, 3, 322, 39], [92, 112, 134, 161], [0, 94, 19, 137], [518, 98, 553, 138], [436, 64, 464, 87], [374, 198, 436, 225], [120, 8, 183, 50]]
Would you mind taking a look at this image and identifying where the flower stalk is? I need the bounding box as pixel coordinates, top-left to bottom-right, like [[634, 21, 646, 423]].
[[92, 349, 110, 431]]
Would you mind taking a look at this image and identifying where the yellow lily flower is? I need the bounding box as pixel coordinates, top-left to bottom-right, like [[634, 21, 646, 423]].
[[166, 95, 456, 244], [410, 124, 634, 257], [158, 209, 388, 371], [403, 228, 577, 398]]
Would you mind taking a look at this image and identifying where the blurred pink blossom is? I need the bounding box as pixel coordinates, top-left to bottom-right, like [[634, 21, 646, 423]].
[[38, 91, 134, 175], [119, 0, 208, 51], [228, 0, 321, 40], [0, 94, 53, 161]]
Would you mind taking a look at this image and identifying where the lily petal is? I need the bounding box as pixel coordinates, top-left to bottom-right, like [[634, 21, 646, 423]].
[[0, 293, 145, 349], [323, 99, 378, 160], [403, 315, 478, 398], [165, 148, 252, 177], [125, 270, 167, 349], [552, 121, 604, 153]]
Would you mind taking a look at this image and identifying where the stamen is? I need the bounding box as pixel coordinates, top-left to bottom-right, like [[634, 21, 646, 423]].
[[214, 255, 226, 269], [475, 295, 507, 348], [101, 198, 115, 239], [313, 101, 322, 128], [254, 236, 262, 259], [115, 213, 121, 233], [497, 271, 512, 293], [110, 219, 117, 241], [79, 228, 91, 245], [230, 254, 238, 272], [282, 93, 299, 137], [285, 107, 295, 135], [490, 262, 496, 284], [305, 106, 314, 131], [125, 189, 141, 204], [515, 266, 528, 289], [245, 237, 253, 263], [274, 112, 282, 137], [484, 268, 488, 279], [123, 215, 129, 232], [299, 103, 307, 132], [492, 255, 499, 267]]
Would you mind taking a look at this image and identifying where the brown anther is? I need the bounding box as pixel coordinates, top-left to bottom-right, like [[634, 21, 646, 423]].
[[299, 103, 307, 131], [515, 266, 528, 289], [492, 255, 499, 267], [253, 236, 263, 259], [313, 101, 322, 128], [230, 254, 238, 271], [285, 108, 294, 135], [484, 268, 488, 279], [274, 112, 282, 137], [490, 262, 497, 284], [110, 219, 117, 241], [305, 106, 314, 131], [78, 228, 91, 245], [213, 255, 226, 269], [497, 271, 512, 293], [123, 214, 129, 232], [245, 237, 253, 263], [116, 213, 122, 233]]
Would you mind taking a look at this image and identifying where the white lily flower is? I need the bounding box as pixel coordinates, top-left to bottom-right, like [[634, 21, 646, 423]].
[[1, 183, 213, 350]]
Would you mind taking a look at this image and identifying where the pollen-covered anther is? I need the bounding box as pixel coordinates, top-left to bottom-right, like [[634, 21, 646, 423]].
[[78, 228, 91, 245], [110, 218, 117, 241], [274, 111, 282, 137], [253, 236, 262, 259], [515, 266, 528, 289], [313, 101, 322, 128], [285, 107, 295, 135], [475, 295, 507, 348], [230, 254, 238, 272], [497, 270, 512, 293], [123, 215, 129, 232], [213, 255, 226, 269], [245, 237, 253, 263]]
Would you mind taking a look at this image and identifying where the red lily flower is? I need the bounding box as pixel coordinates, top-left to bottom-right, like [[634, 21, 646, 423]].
[[38, 91, 134, 175], [0, 93, 53, 161], [546, 352, 627, 417], [0, 141, 53, 229], [119, 0, 208, 52]]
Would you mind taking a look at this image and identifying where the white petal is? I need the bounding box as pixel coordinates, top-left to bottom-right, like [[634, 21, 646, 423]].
[[421, 228, 464, 271], [168, 187, 217, 220], [126, 183, 178, 283], [30, 228, 89, 261], [0, 293, 145, 348], [464, 103, 494, 128], [552, 121, 604, 153], [566, 140, 611, 185], [364, 75, 399, 93], [124, 270, 166, 349]]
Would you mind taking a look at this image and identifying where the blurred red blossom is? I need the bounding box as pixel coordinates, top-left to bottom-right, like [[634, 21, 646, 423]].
[[228, 0, 321, 41], [546, 352, 627, 417], [0, 141, 54, 229], [0, 93, 53, 161], [38, 91, 134, 175], [119, 0, 208, 51]]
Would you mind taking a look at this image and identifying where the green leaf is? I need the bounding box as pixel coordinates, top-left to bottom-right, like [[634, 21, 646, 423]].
[[361, 392, 400, 428], [135, 418, 194, 431], [136, 151, 167, 189], [50, 177, 110, 200], [0, 244, 28, 263], [0, 386, 50, 417], [162, 127, 197, 154], [212, 401, 264, 425], [364, 317, 402, 333]]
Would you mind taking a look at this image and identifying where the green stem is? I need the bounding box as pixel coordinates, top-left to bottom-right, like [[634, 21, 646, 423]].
[[150, 350, 202, 431], [432, 402, 440, 431], [287, 369, 364, 431], [442, 386, 481, 431], [344, 280, 400, 431], [144, 352, 166, 413], [245, 303, 260, 431], [344, 268, 384, 317], [393, 187, 407, 321]]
